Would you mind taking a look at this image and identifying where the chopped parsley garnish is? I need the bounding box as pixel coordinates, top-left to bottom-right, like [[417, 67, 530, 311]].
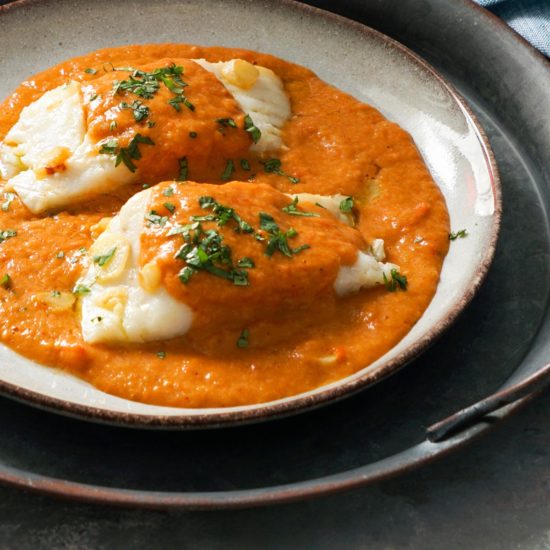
[[109, 121, 118, 131], [89, 94, 99, 102], [93, 246, 117, 267], [237, 257, 255, 268], [162, 187, 174, 197], [282, 197, 320, 217], [189, 131, 198, 139], [216, 117, 237, 128], [147, 120, 156, 128], [244, 114, 261, 144], [51, 290, 61, 298], [142, 183, 150, 189], [156, 351, 166, 359], [175, 225, 250, 286], [120, 100, 150, 122], [193, 196, 253, 233], [384, 269, 408, 292], [0, 229, 17, 243], [221, 159, 234, 181], [84, 68, 97, 75], [91, 316, 103, 323], [171, 197, 257, 286], [240, 158, 251, 171], [99, 139, 118, 155], [236, 328, 249, 348], [113, 64, 194, 114], [163, 202, 176, 214], [178, 157, 188, 181], [449, 229, 468, 240], [261, 158, 299, 184], [0, 274, 11, 289], [1, 192, 16, 212], [145, 211, 169, 226], [168, 95, 195, 112], [259, 212, 309, 257], [100, 134, 155, 173], [56, 251, 65, 259], [339, 196, 354, 213], [73, 284, 91, 296], [113, 69, 160, 98]]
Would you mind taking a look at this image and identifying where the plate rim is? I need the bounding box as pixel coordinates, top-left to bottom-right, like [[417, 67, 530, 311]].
[[0, 0, 502, 428]]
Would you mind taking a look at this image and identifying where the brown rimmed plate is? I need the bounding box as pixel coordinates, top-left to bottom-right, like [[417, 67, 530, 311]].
[[0, 0, 501, 427]]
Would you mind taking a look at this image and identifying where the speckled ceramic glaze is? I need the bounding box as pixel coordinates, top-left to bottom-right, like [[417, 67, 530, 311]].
[[0, 0, 500, 427]]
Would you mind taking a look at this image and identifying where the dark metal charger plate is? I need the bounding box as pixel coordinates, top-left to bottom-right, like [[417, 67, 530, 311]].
[[0, 0, 548, 508]]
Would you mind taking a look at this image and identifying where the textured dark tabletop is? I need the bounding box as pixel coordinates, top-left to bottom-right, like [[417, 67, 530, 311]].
[[0, 393, 546, 549]]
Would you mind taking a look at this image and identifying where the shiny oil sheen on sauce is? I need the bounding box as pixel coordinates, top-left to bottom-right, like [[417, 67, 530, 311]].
[[0, 44, 450, 408]]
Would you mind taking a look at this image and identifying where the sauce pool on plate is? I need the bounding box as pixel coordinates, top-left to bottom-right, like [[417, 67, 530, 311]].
[[0, 44, 449, 408]]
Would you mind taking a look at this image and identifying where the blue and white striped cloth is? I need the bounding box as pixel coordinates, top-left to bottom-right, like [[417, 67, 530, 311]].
[[475, 0, 550, 57]]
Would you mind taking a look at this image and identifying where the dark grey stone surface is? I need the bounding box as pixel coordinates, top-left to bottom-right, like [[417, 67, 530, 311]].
[[0, 393, 548, 549]]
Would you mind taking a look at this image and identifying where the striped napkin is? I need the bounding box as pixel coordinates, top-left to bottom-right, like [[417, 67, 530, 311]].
[[475, 0, 550, 57]]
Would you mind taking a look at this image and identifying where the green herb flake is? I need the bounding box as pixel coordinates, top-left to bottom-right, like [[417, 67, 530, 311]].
[[164, 202, 176, 214], [99, 139, 118, 155], [142, 183, 150, 189], [0, 274, 11, 289], [51, 290, 61, 298], [236, 328, 249, 348], [120, 99, 149, 122], [147, 120, 156, 128], [261, 158, 300, 184], [216, 118, 237, 128], [221, 159, 234, 181], [84, 68, 97, 75], [244, 114, 261, 144], [56, 251, 65, 259], [178, 157, 188, 181], [178, 266, 196, 284], [449, 229, 468, 241], [237, 257, 255, 268], [259, 213, 308, 258], [1, 192, 16, 212], [73, 284, 91, 296], [339, 196, 354, 213], [168, 95, 195, 112], [100, 134, 154, 173], [0, 229, 17, 243], [93, 246, 117, 267], [282, 197, 320, 217], [145, 210, 169, 226], [189, 131, 198, 138], [156, 351, 166, 359], [384, 269, 408, 292], [162, 187, 175, 197], [240, 158, 251, 171], [109, 121, 118, 131]]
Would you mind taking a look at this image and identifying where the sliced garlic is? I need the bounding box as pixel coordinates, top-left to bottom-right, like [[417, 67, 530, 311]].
[[89, 232, 131, 283], [138, 260, 162, 293], [33, 291, 75, 311], [221, 59, 260, 89], [90, 216, 112, 239]]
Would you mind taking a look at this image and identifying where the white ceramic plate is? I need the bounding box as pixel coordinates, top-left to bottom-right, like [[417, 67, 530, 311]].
[[0, 0, 500, 427]]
